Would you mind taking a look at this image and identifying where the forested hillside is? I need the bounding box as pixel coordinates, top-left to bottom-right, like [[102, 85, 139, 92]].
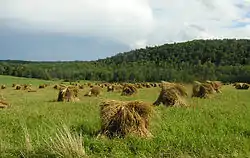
[[1, 39, 250, 83]]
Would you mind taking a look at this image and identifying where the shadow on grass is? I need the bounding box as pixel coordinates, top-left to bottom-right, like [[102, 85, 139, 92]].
[[46, 99, 58, 103], [1, 149, 57, 158], [70, 123, 101, 137]]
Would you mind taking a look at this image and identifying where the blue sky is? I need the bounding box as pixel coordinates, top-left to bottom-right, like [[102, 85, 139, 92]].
[[0, 28, 129, 61], [0, 0, 250, 61]]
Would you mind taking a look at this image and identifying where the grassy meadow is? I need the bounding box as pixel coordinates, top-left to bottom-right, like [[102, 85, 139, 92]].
[[0, 75, 250, 157]]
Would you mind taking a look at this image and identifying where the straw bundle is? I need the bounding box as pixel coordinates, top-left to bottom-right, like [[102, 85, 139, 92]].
[[100, 100, 153, 138]]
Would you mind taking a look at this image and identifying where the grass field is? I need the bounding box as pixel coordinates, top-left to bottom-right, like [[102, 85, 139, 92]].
[[0, 75, 250, 158]]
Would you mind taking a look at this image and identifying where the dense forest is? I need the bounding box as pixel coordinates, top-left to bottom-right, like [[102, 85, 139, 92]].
[[1, 39, 250, 83]]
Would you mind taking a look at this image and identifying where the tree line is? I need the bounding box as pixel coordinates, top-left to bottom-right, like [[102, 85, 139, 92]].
[[1, 39, 250, 83]]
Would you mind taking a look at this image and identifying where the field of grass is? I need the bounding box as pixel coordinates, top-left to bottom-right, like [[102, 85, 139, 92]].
[[0, 75, 250, 158]]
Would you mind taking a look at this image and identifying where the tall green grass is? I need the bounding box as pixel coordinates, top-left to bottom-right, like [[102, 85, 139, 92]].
[[0, 75, 250, 157]]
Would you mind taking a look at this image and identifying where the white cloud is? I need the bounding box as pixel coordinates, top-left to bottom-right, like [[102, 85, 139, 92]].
[[1, 0, 250, 49], [146, 0, 250, 45]]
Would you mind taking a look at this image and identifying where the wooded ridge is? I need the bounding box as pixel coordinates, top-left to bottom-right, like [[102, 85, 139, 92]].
[[1, 39, 250, 83]]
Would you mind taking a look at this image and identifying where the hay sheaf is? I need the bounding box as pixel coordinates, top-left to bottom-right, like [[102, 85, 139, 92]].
[[135, 83, 143, 89], [206, 80, 223, 93], [234, 83, 249, 90], [99, 100, 153, 138], [107, 85, 123, 92], [39, 84, 47, 89], [121, 84, 137, 96], [84, 86, 101, 97], [1, 85, 6, 89], [107, 85, 114, 92], [192, 81, 215, 98], [15, 85, 22, 90], [99, 84, 105, 88], [22, 84, 32, 90], [0, 100, 10, 109], [78, 84, 84, 89], [114, 85, 123, 92], [13, 84, 32, 90], [145, 83, 151, 88], [152, 83, 158, 87], [53, 84, 60, 89], [153, 82, 188, 107], [57, 86, 79, 102], [161, 81, 188, 97], [54, 84, 67, 90]]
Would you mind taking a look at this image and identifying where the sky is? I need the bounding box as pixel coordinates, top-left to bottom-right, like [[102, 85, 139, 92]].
[[0, 0, 250, 61]]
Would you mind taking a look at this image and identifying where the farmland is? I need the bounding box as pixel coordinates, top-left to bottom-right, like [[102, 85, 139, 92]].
[[0, 75, 250, 157]]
